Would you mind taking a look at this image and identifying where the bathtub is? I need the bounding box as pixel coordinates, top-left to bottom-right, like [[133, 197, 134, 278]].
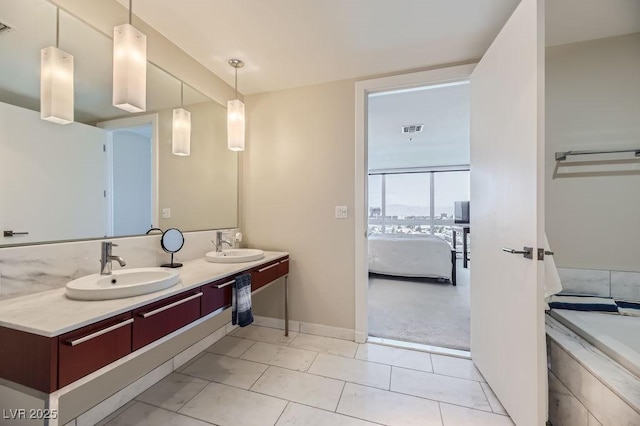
[[550, 309, 640, 379], [546, 311, 640, 424]]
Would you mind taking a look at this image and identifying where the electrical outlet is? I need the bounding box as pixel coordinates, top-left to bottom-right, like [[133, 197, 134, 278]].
[[335, 206, 348, 219], [162, 208, 171, 219]]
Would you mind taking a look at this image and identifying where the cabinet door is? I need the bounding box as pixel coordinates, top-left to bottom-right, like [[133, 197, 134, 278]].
[[276, 257, 289, 278], [201, 277, 234, 316], [58, 312, 132, 388], [132, 290, 202, 351], [251, 261, 279, 291]]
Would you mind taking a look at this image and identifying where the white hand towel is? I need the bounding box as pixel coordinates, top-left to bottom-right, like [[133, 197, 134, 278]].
[[544, 234, 563, 309]]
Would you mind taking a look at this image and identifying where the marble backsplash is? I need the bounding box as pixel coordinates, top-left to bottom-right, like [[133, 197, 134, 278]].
[[0, 229, 238, 300], [558, 267, 640, 302]]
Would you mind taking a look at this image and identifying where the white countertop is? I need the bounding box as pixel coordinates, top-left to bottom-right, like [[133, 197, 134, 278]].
[[0, 251, 288, 337]]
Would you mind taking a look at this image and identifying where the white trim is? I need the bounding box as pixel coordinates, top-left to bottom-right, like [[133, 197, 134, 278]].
[[354, 64, 476, 342], [367, 336, 471, 360], [252, 315, 301, 333], [76, 361, 173, 426], [252, 316, 354, 341], [97, 114, 160, 233], [299, 322, 354, 341]]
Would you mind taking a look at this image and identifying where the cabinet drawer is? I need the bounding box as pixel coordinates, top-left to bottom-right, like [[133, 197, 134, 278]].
[[252, 261, 279, 291], [201, 277, 234, 316], [132, 290, 202, 351], [276, 257, 289, 278], [58, 313, 132, 388]]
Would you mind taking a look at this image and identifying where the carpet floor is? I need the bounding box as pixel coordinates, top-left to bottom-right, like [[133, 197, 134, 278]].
[[368, 260, 470, 351]]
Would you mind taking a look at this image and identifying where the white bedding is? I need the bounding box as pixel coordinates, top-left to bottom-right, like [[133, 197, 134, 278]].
[[368, 234, 452, 279]]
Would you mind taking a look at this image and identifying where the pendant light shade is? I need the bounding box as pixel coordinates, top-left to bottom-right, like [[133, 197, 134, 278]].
[[172, 108, 191, 156], [113, 23, 146, 112], [41, 9, 73, 125], [227, 99, 245, 151], [227, 59, 245, 151], [41, 46, 74, 125]]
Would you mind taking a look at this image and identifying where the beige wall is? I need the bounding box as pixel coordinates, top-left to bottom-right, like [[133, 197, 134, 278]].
[[243, 80, 356, 329], [546, 33, 640, 271]]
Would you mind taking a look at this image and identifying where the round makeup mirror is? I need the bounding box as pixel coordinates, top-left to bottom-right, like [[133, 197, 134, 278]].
[[161, 228, 184, 268]]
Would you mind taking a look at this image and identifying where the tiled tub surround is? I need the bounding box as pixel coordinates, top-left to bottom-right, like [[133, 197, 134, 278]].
[[557, 267, 640, 301], [546, 315, 640, 425], [0, 229, 239, 300]]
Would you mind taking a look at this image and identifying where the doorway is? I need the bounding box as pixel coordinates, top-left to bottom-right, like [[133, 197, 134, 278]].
[[354, 65, 475, 346], [365, 80, 472, 351], [97, 114, 159, 237]]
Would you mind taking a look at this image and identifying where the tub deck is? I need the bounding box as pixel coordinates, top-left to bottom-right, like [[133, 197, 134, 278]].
[[550, 309, 640, 379]]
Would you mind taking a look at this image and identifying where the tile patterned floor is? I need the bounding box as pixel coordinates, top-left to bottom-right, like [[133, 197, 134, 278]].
[[100, 325, 514, 426]]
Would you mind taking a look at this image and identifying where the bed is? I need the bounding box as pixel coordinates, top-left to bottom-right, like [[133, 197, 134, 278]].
[[368, 234, 456, 285]]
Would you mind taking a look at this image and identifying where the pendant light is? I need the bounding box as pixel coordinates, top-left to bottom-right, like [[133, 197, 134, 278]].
[[172, 83, 191, 156], [227, 59, 245, 151], [113, 0, 146, 113], [41, 8, 74, 125]]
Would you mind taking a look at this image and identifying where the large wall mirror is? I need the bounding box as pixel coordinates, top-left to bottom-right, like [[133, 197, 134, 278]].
[[0, 0, 237, 247]]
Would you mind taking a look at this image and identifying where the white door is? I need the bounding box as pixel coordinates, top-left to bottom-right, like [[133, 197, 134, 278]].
[[470, 0, 546, 425]]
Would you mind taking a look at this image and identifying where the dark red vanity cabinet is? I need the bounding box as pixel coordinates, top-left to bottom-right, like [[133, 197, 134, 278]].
[[251, 261, 279, 291], [0, 255, 290, 393], [0, 327, 58, 393], [131, 290, 202, 351], [201, 276, 234, 316], [277, 257, 289, 277], [58, 312, 132, 388]]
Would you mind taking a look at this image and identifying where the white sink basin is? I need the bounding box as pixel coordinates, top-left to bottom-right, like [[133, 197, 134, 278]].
[[65, 268, 180, 301], [205, 248, 265, 264]]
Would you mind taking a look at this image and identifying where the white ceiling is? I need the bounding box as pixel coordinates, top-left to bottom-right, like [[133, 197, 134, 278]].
[[368, 83, 470, 171], [119, 0, 520, 95], [117, 0, 640, 96]]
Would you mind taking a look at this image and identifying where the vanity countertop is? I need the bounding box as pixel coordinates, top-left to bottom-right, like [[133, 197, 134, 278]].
[[0, 251, 288, 337]]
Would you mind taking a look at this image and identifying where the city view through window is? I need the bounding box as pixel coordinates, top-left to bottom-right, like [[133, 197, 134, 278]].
[[368, 170, 469, 246]]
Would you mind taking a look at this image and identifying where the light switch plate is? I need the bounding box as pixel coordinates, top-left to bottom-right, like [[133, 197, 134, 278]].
[[162, 208, 171, 219], [335, 206, 348, 219]]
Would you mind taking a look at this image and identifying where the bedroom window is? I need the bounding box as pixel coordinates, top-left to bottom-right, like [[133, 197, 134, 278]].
[[368, 170, 469, 241]]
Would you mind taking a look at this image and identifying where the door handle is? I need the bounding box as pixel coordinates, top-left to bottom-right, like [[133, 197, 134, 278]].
[[3, 230, 29, 237], [537, 249, 554, 260], [502, 247, 534, 259]]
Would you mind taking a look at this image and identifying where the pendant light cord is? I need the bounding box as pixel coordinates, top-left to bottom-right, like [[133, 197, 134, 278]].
[[55, 8, 59, 48], [234, 67, 238, 99], [180, 82, 184, 107], [129, 0, 133, 25]]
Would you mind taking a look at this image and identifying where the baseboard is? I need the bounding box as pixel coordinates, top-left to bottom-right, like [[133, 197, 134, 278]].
[[76, 360, 173, 426], [251, 315, 355, 341], [252, 315, 301, 332], [354, 331, 367, 344], [173, 326, 226, 370]]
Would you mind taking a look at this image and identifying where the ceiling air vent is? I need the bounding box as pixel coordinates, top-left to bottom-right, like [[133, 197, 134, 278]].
[[401, 124, 423, 134], [0, 21, 13, 35]]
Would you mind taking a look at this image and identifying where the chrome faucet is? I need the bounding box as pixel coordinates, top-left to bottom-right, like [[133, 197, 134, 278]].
[[100, 241, 126, 275], [214, 231, 233, 253]]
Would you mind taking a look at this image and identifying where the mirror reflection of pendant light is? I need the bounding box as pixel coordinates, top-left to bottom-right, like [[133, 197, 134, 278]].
[[41, 8, 74, 125], [227, 59, 245, 151], [113, 0, 146, 113], [172, 83, 191, 156]]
